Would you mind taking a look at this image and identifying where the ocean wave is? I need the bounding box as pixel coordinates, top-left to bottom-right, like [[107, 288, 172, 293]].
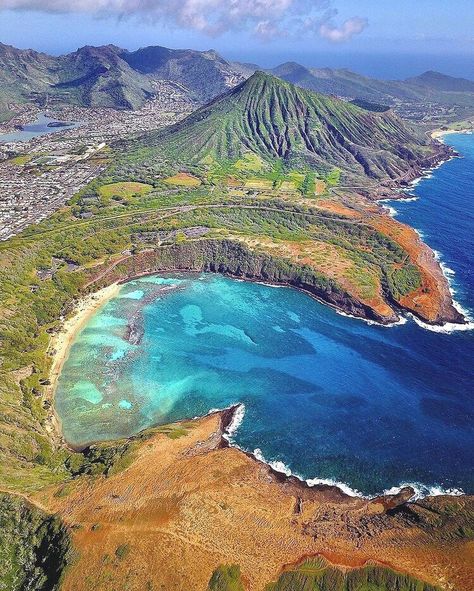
[[379, 164, 473, 333], [384, 205, 398, 217], [406, 154, 455, 189], [332, 306, 407, 328], [305, 477, 364, 498], [383, 483, 464, 500], [253, 448, 292, 477], [378, 196, 418, 218], [423, 250, 474, 332], [409, 312, 474, 334], [407, 248, 474, 333], [413, 227, 426, 240], [435, 254, 456, 277], [216, 405, 467, 500], [396, 195, 418, 202], [224, 403, 246, 439], [249, 446, 464, 500], [251, 447, 364, 497]]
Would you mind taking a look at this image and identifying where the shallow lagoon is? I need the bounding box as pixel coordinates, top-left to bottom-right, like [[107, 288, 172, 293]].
[[55, 271, 474, 497]]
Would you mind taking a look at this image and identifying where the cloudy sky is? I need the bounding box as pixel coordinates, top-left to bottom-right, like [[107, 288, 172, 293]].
[[0, 0, 473, 77]]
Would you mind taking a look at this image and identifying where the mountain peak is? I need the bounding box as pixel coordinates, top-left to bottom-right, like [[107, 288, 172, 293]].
[[143, 73, 431, 185], [239, 70, 290, 88], [406, 70, 474, 92]]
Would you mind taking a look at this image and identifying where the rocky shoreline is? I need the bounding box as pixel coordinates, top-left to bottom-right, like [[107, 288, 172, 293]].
[[360, 139, 454, 201], [86, 237, 464, 327], [36, 405, 474, 591], [216, 405, 452, 504]]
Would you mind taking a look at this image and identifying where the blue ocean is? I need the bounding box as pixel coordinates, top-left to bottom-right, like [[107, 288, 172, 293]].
[[55, 134, 474, 497]]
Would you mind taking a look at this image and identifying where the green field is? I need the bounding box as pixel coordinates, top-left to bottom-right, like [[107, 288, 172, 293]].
[[99, 181, 153, 199], [8, 154, 34, 166], [207, 557, 441, 591], [163, 172, 202, 186]]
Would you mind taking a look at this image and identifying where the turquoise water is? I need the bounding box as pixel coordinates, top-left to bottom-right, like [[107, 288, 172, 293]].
[[55, 134, 474, 497]]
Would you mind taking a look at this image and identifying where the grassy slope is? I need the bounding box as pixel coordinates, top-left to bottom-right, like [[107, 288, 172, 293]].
[[208, 557, 440, 591], [264, 558, 440, 591]]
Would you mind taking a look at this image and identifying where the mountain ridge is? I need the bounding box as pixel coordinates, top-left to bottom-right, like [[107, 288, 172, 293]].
[[0, 42, 246, 113], [265, 62, 474, 104], [1, 41, 473, 119]]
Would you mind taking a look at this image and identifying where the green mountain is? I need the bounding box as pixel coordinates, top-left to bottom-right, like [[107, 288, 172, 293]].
[[141, 72, 443, 183], [2, 41, 472, 122], [53, 45, 155, 109], [265, 62, 474, 115], [0, 43, 56, 113], [122, 46, 245, 103], [0, 43, 153, 111], [406, 70, 474, 92], [0, 43, 246, 115]]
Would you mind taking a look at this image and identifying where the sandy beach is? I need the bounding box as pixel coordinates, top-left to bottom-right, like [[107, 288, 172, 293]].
[[431, 127, 473, 140], [45, 282, 121, 437]]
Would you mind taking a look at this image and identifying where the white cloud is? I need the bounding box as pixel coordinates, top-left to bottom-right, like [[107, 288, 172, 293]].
[[319, 16, 368, 42], [254, 20, 283, 41], [0, 0, 368, 42]]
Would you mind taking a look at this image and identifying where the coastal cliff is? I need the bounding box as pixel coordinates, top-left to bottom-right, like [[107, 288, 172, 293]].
[[85, 237, 463, 326], [88, 239, 397, 323], [31, 407, 474, 591]]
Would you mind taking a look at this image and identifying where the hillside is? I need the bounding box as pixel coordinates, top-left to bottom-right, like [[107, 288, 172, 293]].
[[0, 43, 246, 115], [140, 72, 444, 183], [122, 46, 245, 103], [2, 41, 473, 122], [265, 62, 474, 121], [406, 70, 474, 92], [0, 43, 57, 114]]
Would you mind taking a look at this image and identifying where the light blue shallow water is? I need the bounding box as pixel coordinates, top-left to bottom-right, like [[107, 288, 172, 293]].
[[55, 134, 474, 497]]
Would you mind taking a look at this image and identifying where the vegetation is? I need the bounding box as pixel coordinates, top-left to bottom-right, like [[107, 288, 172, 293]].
[[164, 172, 202, 186], [9, 154, 35, 166], [114, 544, 130, 561], [265, 558, 441, 591], [208, 565, 245, 591], [0, 493, 72, 591], [208, 558, 440, 591], [387, 263, 422, 299], [126, 72, 433, 186], [98, 181, 152, 200]]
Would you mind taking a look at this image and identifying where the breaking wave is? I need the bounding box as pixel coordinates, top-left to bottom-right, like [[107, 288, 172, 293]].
[[221, 408, 465, 501]]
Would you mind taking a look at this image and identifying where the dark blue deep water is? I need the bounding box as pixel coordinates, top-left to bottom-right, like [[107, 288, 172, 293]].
[[56, 134, 474, 497]]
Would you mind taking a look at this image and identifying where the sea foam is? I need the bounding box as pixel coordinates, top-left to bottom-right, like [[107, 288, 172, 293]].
[[224, 403, 246, 439], [247, 445, 463, 500], [378, 156, 474, 334], [220, 408, 465, 501]]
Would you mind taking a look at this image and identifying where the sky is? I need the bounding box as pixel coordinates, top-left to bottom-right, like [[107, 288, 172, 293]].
[[0, 0, 473, 79]]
